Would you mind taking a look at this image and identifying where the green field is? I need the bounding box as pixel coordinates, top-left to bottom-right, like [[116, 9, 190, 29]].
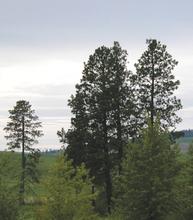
[[176, 137, 193, 152]]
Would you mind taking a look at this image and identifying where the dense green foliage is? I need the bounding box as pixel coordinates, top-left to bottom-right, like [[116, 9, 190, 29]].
[[65, 42, 135, 213], [37, 154, 97, 220], [114, 120, 181, 220]]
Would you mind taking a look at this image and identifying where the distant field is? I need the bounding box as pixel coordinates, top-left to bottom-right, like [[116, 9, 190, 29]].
[[177, 136, 193, 144], [176, 137, 193, 152]]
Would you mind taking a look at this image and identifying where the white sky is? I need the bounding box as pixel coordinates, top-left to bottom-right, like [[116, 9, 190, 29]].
[[0, 0, 193, 150]]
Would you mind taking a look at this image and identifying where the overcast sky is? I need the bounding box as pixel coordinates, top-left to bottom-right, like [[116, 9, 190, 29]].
[[0, 0, 193, 150]]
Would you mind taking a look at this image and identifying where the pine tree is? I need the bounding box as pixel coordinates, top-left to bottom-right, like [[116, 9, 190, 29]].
[[114, 119, 180, 220], [37, 154, 97, 220], [132, 39, 182, 129], [4, 100, 43, 204], [65, 42, 135, 213]]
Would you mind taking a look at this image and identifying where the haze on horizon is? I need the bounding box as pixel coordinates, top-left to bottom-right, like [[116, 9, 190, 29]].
[[0, 0, 193, 150]]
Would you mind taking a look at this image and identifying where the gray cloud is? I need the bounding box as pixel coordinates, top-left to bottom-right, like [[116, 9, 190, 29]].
[[1, 0, 193, 50]]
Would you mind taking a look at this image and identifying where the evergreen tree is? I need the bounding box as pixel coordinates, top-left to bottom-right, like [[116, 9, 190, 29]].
[[4, 100, 43, 204], [37, 154, 97, 220], [65, 42, 135, 213], [114, 119, 180, 220], [132, 39, 182, 129]]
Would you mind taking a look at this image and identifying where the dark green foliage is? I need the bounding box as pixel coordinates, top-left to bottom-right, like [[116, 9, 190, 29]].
[[57, 127, 66, 148], [4, 100, 43, 204], [4, 100, 43, 149], [25, 148, 41, 185], [64, 42, 135, 213], [132, 39, 182, 129], [114, 119, 180, 220], [170, 130, 184, 144]]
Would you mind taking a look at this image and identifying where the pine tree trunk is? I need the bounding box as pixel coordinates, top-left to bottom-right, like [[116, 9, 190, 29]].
[[91, 185, 96, 207], [117, 103, 123, 174], [150, 50, 155, 126], [20, 115, 25, 205], [103, 112, 112, 214]]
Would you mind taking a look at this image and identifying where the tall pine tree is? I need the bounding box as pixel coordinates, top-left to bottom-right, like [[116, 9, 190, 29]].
[[65, 42, 135, 213], [4, 100, 43, 204]]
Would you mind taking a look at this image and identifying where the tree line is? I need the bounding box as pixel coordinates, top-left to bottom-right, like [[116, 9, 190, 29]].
[[2, 39, 193, 220]]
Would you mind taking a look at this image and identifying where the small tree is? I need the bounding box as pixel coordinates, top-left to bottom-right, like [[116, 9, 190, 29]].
[[114, 119, 180, 220], [4, 100, 43, 204], [37, 154, 97, 220]]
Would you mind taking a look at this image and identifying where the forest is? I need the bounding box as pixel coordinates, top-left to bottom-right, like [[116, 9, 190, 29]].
[[1, 39, 193, 220]]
